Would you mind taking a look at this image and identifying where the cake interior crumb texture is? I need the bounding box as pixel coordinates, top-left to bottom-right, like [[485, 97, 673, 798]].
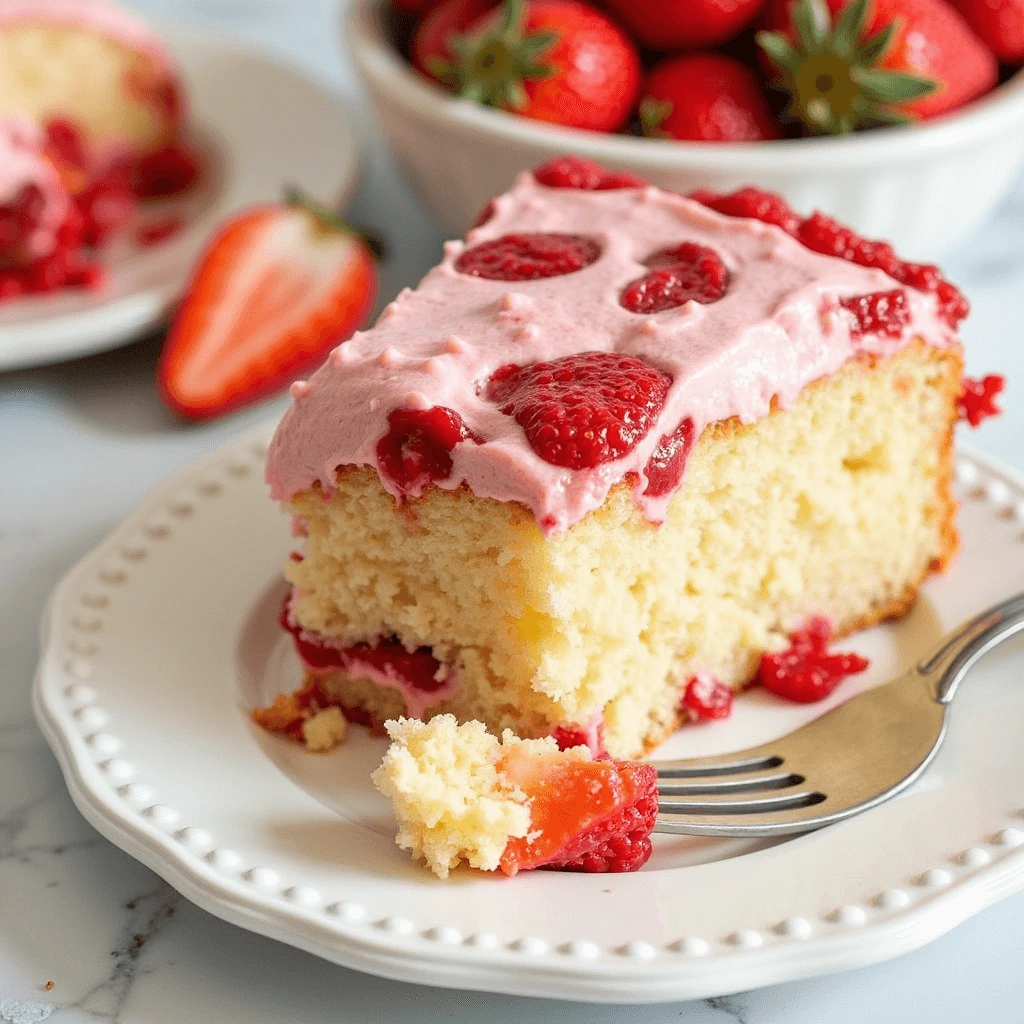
[[0, 23, 170, 150], [287, 340, 962, 759]]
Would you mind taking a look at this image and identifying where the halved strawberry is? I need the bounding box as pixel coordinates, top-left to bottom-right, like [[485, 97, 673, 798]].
[[158, 189, 377, 421], [498, 745, 657, 874]]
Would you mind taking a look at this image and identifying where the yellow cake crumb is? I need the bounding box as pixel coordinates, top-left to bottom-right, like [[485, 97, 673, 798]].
[[372, 715, 571, 878], [301, 705, 347, 752]]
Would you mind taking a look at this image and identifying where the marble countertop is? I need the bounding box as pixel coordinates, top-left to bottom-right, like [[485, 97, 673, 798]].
[[2, 1, 1024, 1020]]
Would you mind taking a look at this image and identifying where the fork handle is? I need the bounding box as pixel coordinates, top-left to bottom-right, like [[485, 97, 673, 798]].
[[917, 590, 1024, 704]]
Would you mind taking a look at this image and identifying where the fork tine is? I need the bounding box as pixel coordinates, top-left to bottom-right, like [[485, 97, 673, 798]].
[[658, 790, 827, 816], [655, 753, 783, 778], [656, 771, 804, 796]]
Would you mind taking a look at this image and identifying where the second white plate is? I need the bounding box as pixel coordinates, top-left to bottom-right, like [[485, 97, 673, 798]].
[[0, 24, 359, 372], [33, 424, 1024, 1002]]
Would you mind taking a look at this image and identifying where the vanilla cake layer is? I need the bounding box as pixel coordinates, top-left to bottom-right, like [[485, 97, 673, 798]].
[[285, 340, 961, 759]]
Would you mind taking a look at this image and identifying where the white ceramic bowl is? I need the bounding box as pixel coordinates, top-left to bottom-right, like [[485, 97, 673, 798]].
[[347, 0, 1024, 260]]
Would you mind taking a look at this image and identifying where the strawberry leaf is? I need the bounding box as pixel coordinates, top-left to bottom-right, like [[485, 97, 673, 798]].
[[638, 96, 673, 139], [852, 67, 939, 103]]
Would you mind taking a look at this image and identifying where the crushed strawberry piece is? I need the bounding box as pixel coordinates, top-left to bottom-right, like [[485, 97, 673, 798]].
[[693, 189, 969, 331], [455, 232, 600, 281], [534, 155, 647, 191], [486, 352, 671, 469], [621, 242, 729, 314], [132, 143, 201, 198], [75, 169, 137, 248], [278, 595, 445, 691], [643, 417, 695, 497], [551, 720, 607, 758], [499, 753, 657, 875], [376, 406, 479, 494], [690, 186, 801, 235], [758, 617, 868, 703], [44, 118, 89, 173], [839, 288, 910, 340], [958, 374, 1005, 427], [470, 199, 496, 229], [682, 672, 734, 721], [0, 184, 45, 259]]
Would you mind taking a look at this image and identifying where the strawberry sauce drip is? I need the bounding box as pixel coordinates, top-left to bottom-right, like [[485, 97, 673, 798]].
[[757, 617, 868, 703], [958, 374, 1005, 427]]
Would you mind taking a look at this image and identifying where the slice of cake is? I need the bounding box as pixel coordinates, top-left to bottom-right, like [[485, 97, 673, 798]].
[[0, 0, 186, 177], [371, 715, 657, 878], [263, 157, 964, 760]]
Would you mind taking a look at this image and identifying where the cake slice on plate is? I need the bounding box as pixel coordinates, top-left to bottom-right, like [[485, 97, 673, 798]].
[[263, 157, 964, 760]]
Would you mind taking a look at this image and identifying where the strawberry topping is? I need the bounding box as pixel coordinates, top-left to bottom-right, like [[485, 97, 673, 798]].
[[692, 191, 969, 331], [498, 752, 657, 875], [958, 374, 1005, 427], [455, 232, 600, 281], [551, 720, 607, 758], [643, 418, 696, 497], [621, 242, 729, 314], [533, 155, 646, 191], [839, 288, 910, 340], [682, 672, 734, 721], [376, 406, 479, 494], [486, 352, 671, 469], [758, 617, 868, 703]]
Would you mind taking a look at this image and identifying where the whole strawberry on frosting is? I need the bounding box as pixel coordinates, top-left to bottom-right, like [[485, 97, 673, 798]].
[[428, 0, 641, 133], [601, 0, 768, 49], [758, 0, 998, 133], [640, 53, 781, 142]]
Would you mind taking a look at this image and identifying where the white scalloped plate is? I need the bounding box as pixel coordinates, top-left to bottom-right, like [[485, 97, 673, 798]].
[[32, 422, 1024, 1003], [0, 24, 358, 371]]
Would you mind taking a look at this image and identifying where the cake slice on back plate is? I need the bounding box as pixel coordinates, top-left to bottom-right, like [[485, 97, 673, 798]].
[[260, 156, 965, 761]]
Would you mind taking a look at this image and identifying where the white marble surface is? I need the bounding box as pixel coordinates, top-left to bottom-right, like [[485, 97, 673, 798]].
[[2, 1, 1024, 1020]]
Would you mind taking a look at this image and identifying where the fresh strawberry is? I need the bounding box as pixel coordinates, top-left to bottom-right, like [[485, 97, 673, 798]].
[[498, 747, 657, 874], [158, 189, 377, 421], [948, 0, 1024, 62], [639, 53, 781, 143], [601, 0, 767, 48], [412, 0, 497, 80], [436, 0, 641, 133], [758, 0, 998, 133], [486, 352, 671, 469]]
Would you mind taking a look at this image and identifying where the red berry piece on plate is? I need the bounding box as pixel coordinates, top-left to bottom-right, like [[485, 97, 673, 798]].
[[948, 0, 1024, 63], [958, 374, 1005, 427], [602, 0, 766, 48], [839, 288, 910, 339], [376, 406, 479, 494], [758, 0, 997, 132], [758, 616, 869, 703], [643, 418, 696, 497], [690, 186, 801, 235], [533, 155, 646, 191], [438, 0, 641, 133], [639, 53, 781, 143], [621, 242, 729, 314], [412, 0, 498, 81], [486, 352, 672, 469], [498, 751, 658, 874], [158, 188, 378, 420], [456, 232, 599, 280], [682, 672, 734, 721]]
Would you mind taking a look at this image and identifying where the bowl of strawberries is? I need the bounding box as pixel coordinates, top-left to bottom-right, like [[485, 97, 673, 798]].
[[347, 0, 1024, 258]]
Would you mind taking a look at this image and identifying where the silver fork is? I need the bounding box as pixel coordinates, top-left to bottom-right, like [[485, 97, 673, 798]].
[[653, 591, 1024, 837]]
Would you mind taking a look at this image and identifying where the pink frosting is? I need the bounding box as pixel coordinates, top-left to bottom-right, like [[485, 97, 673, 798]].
[[0, 117, 68, 260], [0, 0, 175, 71], [266, 173, 957, 535]]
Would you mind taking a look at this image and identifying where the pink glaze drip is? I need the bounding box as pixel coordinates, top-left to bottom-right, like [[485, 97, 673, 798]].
[[0, 117, 68, 259], [266, 173, 957, 534]]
